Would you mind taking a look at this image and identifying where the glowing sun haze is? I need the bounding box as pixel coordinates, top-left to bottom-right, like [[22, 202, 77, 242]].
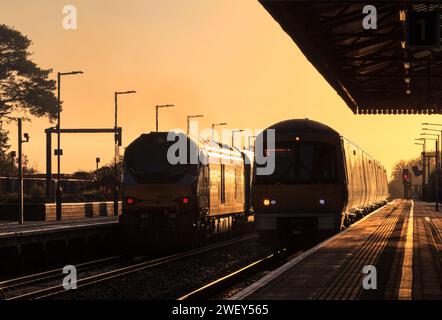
[[1, 0, 439, 177]]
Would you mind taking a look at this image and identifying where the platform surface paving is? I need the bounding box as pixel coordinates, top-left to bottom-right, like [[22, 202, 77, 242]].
[[233, 200, 442, 300], [0, 216, 118, 240]]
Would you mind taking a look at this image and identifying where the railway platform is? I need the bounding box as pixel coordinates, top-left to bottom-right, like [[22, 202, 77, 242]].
[[233, 199, 442, 300], [0, 216, 120, 274], [0, 217, 118, 248]]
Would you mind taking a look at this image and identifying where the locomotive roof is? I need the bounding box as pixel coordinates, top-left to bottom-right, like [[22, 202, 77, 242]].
[[130, 131, 245, 162], [262, 119, 386, 173], [266, 118, 340, 135]]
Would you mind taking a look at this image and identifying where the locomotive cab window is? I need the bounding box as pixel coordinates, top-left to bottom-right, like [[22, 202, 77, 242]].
[[257, 141, 339, 184], [125, 134, 197, 184]]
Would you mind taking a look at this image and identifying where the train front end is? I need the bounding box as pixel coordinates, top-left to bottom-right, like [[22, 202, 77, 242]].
[[120, 132, 198, 252], [253, 119, 347, 248]]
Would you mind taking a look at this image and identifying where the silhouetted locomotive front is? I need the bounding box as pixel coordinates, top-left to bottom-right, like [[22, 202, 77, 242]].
[[120, 132, 253, 252], [254, 119, 388, 248]]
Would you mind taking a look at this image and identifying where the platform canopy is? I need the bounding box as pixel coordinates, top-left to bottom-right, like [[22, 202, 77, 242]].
[[259, 1, 442, 114]]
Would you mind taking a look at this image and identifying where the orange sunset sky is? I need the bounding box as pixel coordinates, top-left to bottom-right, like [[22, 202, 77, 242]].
[[1, 0, 441, 177]]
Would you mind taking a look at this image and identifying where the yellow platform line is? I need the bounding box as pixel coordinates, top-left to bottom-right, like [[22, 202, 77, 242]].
[[398, 200, 414, 300]]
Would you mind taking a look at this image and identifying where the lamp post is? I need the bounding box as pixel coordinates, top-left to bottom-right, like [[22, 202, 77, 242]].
[[114, 91, 136, 216], [96, 157, 101, 172], [211, 122, 227, 141], [416, 138, 427, 183], [248, 135, 256, 151], [17, 118, 29, 225], [10, 151, 16, 192], [56, 71, 83, 221], [421, 133, 440, 211], [156, 104, 174, 132], [231, 129, 245, 148], [422, 124, 442, 173], [415, 142, 425, 199], [187, 114, 204, 136]]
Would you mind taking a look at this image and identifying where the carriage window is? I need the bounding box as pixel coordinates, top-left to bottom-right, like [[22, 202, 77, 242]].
[[256, 142, 339, 184], [220, 164, 226, 203], [234, 166, 242, 199]]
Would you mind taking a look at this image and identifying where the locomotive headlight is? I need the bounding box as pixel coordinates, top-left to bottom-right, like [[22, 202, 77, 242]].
[[271, 200, 277, 205], [263, 199, 270, 206], [319, 199, 326, 205]]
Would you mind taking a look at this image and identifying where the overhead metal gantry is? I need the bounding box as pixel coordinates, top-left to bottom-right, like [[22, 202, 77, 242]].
[[44, 127, 122, 199], [259, 0, 442, 114]]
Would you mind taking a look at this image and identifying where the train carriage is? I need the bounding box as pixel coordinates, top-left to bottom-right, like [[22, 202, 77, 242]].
[[253, 119, 388, 248], [119, 132, 253, 252]]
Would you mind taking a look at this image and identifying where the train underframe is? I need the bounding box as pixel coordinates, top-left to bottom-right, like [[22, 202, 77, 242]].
[[256, 202, 388, 249], [120, 209, 250, 254], [255, 213, 340, 249]]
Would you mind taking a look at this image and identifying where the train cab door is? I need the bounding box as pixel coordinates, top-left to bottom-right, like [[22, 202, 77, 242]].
[[198, 165, 210, 212]]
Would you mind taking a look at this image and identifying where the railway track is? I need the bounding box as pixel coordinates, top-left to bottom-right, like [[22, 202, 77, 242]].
[[177, 249, 300, 300], [0, 233, 258, 300], [177, 204, 391, 300]]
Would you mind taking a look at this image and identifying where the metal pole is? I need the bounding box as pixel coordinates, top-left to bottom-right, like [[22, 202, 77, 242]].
[[437, 139, 439, 211], [45, 130, 52, 199], [187, 117, 190, 136], [18, 118, 23, 225], [423, 139, 427, 184], [156, 106, 159, 132], [56, 73, 62, 220], [428, 156, 431, 182], [422, 144, 425, 200], [11, 153, 15, 193], [114, 93, 119, 217], [115, 93, 118, 131]]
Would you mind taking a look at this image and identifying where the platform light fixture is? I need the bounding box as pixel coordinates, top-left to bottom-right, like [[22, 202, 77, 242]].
[[400, 10, 406, 22]]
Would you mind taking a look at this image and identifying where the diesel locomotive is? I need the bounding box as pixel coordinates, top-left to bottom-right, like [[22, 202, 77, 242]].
[[119, 132, 254, 251], [253, 119, 389, 247]]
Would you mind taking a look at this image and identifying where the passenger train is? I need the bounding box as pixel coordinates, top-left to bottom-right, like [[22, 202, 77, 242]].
[[253, 119, 389, 248], [119, 132, 254, 251]]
